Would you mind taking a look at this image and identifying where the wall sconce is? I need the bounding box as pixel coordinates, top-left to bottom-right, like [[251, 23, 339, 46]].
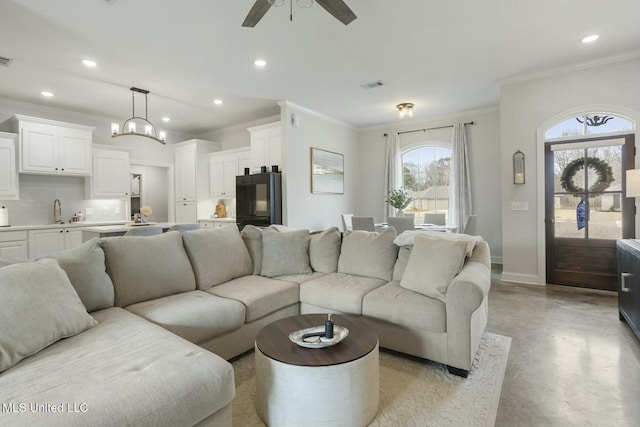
[[513, 151, 525, 184], [626, 169, 640, 197]]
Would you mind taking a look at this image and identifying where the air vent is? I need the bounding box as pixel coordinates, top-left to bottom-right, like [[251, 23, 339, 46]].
[[0, 56, 12, 67], [360, 80, 384, 90]]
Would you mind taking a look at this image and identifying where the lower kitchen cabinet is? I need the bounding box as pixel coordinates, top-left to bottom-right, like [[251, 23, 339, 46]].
[[28, 227, 83, 258], [617, 239, 640, 342], [175, 202, 197, 224], [0, 230, 28, 258]]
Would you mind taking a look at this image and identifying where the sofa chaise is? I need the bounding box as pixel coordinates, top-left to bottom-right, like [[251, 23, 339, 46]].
[[0, 224, 490, 426]]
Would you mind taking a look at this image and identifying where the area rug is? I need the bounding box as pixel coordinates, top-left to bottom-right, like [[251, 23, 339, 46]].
[[231, 332, 511, 427]]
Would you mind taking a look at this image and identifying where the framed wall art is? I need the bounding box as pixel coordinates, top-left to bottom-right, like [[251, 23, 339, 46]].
[[311, 147, 344, 194]]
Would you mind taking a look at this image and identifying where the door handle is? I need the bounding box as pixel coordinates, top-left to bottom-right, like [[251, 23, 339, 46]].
[[621, 272, 632, 292]]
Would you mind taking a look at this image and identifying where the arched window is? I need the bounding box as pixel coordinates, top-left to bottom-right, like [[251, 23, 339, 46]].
[[401, 144, 451, 223], [545, 113, 634, 140]]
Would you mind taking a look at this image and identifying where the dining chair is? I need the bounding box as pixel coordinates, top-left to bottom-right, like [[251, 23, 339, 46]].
[[423, 213, 446, 226], [341, 213, 354, 232], [351, 216, 375, 232], [124, 226, 163, 236], [387, 216, 415, 235], [463, 214, 478, 235], [167, 224, 201, 233]]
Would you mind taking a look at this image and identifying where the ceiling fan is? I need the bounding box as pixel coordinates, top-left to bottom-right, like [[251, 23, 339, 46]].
[[242, 0, 357, 27]]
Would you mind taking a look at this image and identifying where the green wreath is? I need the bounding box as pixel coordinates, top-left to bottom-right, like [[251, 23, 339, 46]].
[[560, 157, 614, 193]]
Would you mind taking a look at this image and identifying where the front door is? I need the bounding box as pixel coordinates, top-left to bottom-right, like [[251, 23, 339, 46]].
[[545, 134, 635, 290]]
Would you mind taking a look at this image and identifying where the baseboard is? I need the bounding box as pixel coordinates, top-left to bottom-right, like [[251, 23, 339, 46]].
[[500, 271, 541, 285]]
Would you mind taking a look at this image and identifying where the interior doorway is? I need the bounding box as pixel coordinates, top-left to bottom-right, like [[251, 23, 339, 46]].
[[129, 162, 174, 223], [544, 134, 635, 290]]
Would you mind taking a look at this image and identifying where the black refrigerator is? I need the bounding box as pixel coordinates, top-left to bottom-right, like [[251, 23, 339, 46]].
[[236, 172, 282, 230]]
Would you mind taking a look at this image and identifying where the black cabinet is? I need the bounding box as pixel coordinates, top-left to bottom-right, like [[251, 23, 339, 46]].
[[617, 240, 640, 341]]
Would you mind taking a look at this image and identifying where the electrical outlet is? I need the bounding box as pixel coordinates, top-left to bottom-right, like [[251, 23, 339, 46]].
[[511, 201, 529, 211], [103, 207, 110, 215], [85, 207, 94, 215]]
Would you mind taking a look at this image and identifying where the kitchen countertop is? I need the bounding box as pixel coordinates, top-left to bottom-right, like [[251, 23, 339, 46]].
[[198, 218, 237, 222], [0, 220, 129, 232], [80, 222, 177, 233]]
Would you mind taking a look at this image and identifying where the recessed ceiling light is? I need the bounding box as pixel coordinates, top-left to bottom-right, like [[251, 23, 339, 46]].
[[162, 117, 171, 122], [41, 91, 54, 98], [581, 34, 599, 43], [254, 59, 267, 67], [82, 59, 97, 67], [213, 99, 223, 105]]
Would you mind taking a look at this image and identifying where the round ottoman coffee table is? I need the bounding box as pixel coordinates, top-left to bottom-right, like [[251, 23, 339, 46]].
[[254, 314, 379, 427]]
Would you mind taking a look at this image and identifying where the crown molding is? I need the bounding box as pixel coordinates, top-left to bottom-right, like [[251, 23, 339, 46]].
[[278, 100, 358, 130]]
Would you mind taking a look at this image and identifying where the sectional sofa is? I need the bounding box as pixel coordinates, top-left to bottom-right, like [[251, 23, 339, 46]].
[[0, 224, 490, 427]]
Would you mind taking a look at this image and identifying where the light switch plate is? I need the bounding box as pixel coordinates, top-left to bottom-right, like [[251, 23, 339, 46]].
[[85, 207, 94, 215], [511, 201, 529, 211]]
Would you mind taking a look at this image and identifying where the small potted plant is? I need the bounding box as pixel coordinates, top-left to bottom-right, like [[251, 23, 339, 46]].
[[385, 188, 412, 216]]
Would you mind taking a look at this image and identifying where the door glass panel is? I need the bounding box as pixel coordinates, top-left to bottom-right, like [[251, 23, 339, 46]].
[[588, 194, 622, 239], [554, 194, 585, 238], [554, 148, 584, 193], [586, 146, 621, 191]]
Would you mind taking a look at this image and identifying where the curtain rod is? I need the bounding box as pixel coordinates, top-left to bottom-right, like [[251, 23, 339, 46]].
[[384, 121, 474, 137]]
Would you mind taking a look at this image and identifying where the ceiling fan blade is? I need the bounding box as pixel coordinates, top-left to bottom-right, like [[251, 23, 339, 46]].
[[242, 0, 272, 27], [315, 0, 357, 25]]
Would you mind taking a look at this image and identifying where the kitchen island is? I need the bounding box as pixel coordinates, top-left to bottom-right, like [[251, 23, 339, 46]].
[[80, 222, 179, 241]]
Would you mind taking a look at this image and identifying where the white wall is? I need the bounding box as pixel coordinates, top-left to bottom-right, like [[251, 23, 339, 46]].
[[280, 102, 360, 231], [358, 108, 503, 263], [129, 164, 170, 222], [197, 115, 280, 151], [499, 57, 640, 284]]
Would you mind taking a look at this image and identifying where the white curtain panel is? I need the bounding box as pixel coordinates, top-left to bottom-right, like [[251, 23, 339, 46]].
[[384, 133, 401, 221], [449, 123, 473, 231]]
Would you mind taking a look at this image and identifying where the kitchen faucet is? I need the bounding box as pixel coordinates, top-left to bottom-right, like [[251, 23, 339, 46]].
[[53, 199, 63, 224]]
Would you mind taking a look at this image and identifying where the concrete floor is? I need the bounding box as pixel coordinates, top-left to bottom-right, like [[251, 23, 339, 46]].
[[487, 267, 640, 427]]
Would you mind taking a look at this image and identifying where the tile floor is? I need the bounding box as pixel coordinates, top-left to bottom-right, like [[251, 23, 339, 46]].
[[488, 267, 640, 427]]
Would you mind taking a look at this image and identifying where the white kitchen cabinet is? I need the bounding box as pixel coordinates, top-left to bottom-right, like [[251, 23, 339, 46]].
[[0, 132, 18, 200], [12, 115, 94, 176], [86, 147, 130, 198], [174, 139, 221, 202], [248, 122, 281, 172], [28, 227, 83, 259], [198, 219, 236, 229], [175, 201, 197, 224], [0, 230, 28, 258], [209, 147, 250, 197]]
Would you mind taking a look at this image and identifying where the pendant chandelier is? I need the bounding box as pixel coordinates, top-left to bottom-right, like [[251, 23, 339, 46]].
[[111, 87, 166, 144]]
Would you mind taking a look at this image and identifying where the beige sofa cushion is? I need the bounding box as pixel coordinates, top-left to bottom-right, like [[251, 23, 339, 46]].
[[400, 236, 467, 302], [126, 290, 245, 344], [394, 230, 482, 257], [309, 227, 341, 273], [182, 226, 253, 290], [101, 231, 196, 307], [0, 259, 98, 373], [261, 228, 311, 277], [241, 225, 263, 275], [362, 280, 446, 333], [207, 275, 299, 322], [337, 228, 398, 281], [300, 272, 387, 315], [0, 307, 234, 427], [46, 238, 114, 312]]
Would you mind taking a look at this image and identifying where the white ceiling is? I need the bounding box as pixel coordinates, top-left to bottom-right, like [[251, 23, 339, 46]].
[[1, 0, 639, 136]]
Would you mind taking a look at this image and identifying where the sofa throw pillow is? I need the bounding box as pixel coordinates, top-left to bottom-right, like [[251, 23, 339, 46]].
[[261, 227, 312, 277], [337, 227, 398, 281], [309, 227, 341, 274], [101, 231, 196, 307], [46, 238, 114, 312], [241, 225, 263, 275], [393, 230, 482, 257], [400, 235, 468, 302], [0, 259, 98, 373], [182, 225, 253, 290]]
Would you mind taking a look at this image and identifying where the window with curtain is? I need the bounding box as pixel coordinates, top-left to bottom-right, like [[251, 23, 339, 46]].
[[401, 144, 451, 223]]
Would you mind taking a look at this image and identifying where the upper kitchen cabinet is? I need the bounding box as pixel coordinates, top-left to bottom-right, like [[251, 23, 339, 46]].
[[0, 132, 18, 200], [11, 115, 94, 176], [247, 122, 281, 173], [209, 147, 250, 197], [86, 147, 130, 199]]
